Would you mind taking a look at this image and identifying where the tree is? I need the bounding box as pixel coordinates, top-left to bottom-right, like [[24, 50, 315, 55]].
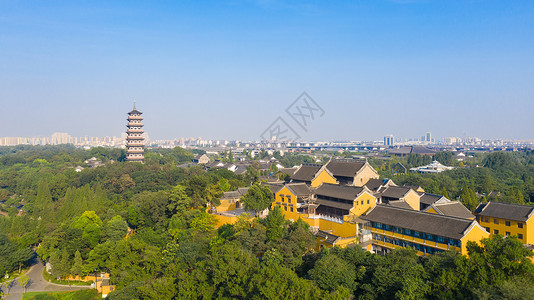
[[71, 250, 84, 277], [262, 207, 286, 242], [241, 184, 274, 215], [308, 253, 358, 292], [103, 216, 129, 242], [459, 184, 479, 212], [167, 184, 191, 216]]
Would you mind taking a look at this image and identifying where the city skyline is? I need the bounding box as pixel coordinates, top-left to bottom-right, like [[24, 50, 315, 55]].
[[1, 1, 533, 141]]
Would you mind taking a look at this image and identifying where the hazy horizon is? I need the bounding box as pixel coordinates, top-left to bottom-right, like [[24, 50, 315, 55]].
[[1, 1, 533, 141]]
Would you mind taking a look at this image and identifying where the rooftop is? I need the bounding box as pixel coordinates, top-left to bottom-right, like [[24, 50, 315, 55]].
[[315, 183, 366, 201], [363, 204, 477, 240], [475, 202, 534, 222], [325, 160, 366, 177]]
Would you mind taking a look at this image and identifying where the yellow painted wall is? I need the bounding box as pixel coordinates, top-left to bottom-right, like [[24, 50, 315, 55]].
[[426, 207, 438, 214], [528, 218, 534, 245], [404, 190, 421, 211], [460, 223, 490, 255], [349, 192, 376, 217], [273, 186, 301, 220], [478, 216, 531, 244], [216, 198, 238, 212], [315, 236, 358, 251], [354, 164, 379, 186], [311, 169, 337, 187]]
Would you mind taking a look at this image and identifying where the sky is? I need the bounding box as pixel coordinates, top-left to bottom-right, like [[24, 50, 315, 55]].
[[1, 0, 533, 142]]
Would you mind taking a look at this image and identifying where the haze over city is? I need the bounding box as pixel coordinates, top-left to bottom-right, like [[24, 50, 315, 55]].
[[1, 1, 533, 141]]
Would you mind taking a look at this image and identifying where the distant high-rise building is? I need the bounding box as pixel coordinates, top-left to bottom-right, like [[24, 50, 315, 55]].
[[126, 103, 145, 162], [384, 135, 394, 146], [426, 132, 432, 143]]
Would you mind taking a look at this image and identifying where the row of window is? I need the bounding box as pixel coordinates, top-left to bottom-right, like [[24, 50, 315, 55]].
[[355, 199, 371, 206], [484, 227, 523, 239], [373, 234, 445, 254], [277, 205, 294, 212], [479, 217, 524, 228], [279, 194, 292, 203], [370, 222, 461, 247]]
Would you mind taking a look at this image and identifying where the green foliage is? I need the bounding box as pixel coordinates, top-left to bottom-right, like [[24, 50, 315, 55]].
[[2, 146, 534, 299], [241, 184, 274, 213]]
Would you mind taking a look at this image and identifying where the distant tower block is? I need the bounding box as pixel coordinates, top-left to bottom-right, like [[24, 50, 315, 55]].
[[126, 103, 145, 162]]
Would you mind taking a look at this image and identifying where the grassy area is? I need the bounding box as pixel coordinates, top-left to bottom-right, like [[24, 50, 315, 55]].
[[41, 270, 92, 286], [22, 289, 99, 300]]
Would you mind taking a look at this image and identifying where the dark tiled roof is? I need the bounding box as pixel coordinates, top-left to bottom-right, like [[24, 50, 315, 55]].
[[364, 178, 385, 191], [315, 183, 365, 201], [476, 202, 534, 222], [411, 146, 436, 155], [316, 230, 341, 245], [420, 193, 445, 205], [325, 160, 366, 177], [279, 167, 298, 176], [290, 164, 322, 181], [380, 186, 413, 199], [285, 183, 312, 197], [431, 202, 474, 219], [362, 205, 475, 240], [261, 183, 283, 194], [386, 200, 413, 210], [363, 178, 395, 191], [315, 198, 353, 211], [128, 109, 142, 115]]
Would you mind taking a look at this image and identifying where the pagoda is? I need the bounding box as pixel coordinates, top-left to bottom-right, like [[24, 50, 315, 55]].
[[126, 103, 145, 162]]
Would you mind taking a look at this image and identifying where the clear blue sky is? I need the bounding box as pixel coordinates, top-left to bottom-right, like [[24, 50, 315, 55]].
[[1, 0, 533, 141]]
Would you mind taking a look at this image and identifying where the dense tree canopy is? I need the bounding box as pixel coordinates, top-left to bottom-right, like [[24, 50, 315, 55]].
[[1, 146, 534, 299]]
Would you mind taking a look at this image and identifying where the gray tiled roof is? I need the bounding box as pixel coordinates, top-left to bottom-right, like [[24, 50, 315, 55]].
[[364, 178, 386, 191], [285, 183, 312, 197], [315, 198, 354, 211], [420, 193, 445, 205], [315, 183, 365, 201], [475, 202, 534, 222], [380, 186, 413, 199], [279, 167, 298, 176], [290, 164, 322, 181], [325, 160, 365, 177], [362, 204, 476, 240], [386, 200, 414, 210], [431, 201, 474, 220], [261, 182, 283, 194], [316, 230, 341, 245]]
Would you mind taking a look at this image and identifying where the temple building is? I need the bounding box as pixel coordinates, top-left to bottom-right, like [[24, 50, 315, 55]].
[[126, 103, 145, 162]]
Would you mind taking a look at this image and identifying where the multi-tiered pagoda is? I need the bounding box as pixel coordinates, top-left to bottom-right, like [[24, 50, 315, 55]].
[[126, 103, 145, 162]]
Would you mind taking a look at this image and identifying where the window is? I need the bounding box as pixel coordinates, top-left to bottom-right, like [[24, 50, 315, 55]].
[[494, 219, 499, 224], [494, 229, 499, 234], [485, 227, 490, 232], [287, 196, 292, 203], [505, 232, 510, 236], [505, 221, 511, 226], [484, 217, 490, 222], [367, 200, 370, 204], [518, 234, 523, 240], [361, 200, 364, 205], [290, 207, 294, 212], [284, 206, 287, 211], [518, 223, 524, 229], [355, 201, 358, 206]]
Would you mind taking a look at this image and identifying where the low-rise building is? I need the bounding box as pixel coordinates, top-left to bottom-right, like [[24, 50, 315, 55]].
[[475, 202, 534, 244], [362, 205, 489, 255]]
